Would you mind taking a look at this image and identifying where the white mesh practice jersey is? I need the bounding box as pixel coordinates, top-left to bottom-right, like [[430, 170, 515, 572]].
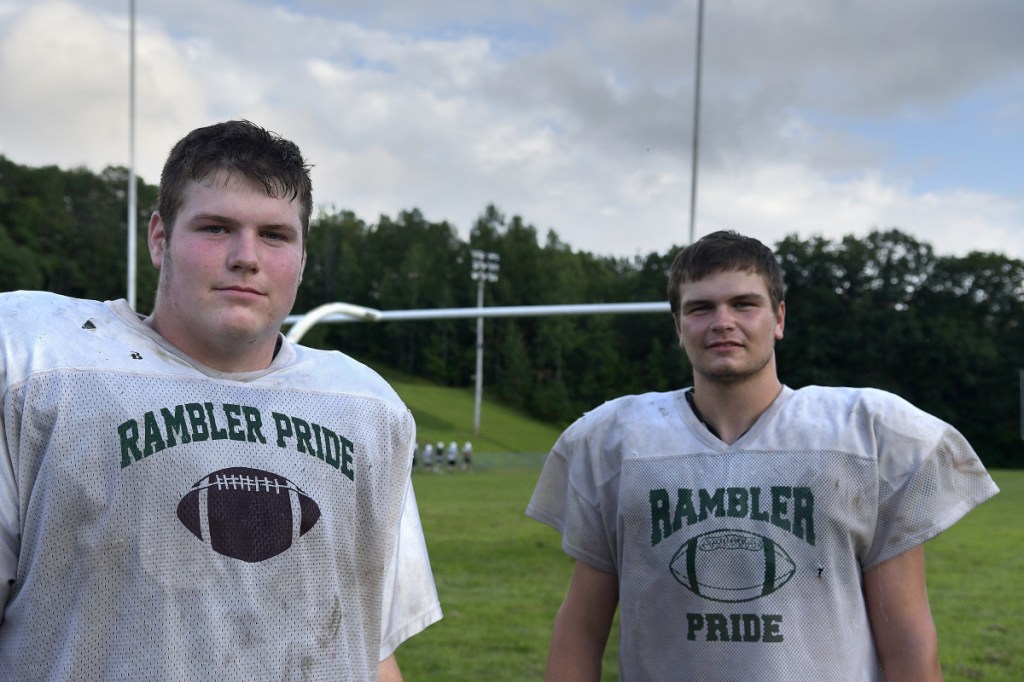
[[527, 386, 999, 682], [0, 291, 441, 681]]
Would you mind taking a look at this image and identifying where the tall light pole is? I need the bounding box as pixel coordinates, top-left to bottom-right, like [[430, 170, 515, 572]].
[[470, 250, 500, 437], [127, 0, 137, 309], [688, 0, 705, 245]]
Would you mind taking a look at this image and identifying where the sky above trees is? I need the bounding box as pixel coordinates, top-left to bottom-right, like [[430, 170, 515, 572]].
[[1, 0, 1023, 260]]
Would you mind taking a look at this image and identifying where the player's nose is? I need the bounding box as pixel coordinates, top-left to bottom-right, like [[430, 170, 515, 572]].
[[709, 305, 735, 330], [228, 230, 260, 272]]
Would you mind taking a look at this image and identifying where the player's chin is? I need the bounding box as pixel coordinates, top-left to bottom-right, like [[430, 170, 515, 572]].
[[218, 299, 278, 322], [214, 311, 278, 341], [697, 362, 755, 384]]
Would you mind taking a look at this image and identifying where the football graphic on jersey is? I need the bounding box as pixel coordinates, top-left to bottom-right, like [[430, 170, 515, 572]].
[[177, 467, 321, 563], [669, 529, 796, 603]]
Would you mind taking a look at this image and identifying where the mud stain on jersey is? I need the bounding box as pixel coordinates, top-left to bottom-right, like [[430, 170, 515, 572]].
[[317, 594, 342, 647]]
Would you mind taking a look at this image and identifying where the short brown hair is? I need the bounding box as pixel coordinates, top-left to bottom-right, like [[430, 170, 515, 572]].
[[157, 120, 313, 241], [667, 230, 785, 315]]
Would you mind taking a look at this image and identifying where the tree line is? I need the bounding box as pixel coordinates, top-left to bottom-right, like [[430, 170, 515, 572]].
[[1, 155, 1021, 467]]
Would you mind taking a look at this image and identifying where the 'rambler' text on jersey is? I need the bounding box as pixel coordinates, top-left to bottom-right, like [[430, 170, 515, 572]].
[[650, 485, 815, 546]]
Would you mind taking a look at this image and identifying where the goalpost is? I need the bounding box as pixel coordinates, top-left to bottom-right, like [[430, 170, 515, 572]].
[[284, 301, 669, 342], [284, 300, 670, 436]]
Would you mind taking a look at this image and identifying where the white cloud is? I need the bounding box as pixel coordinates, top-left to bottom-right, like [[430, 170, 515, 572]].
[[697, 162, 1024, 258], [0, 0, 1021, 264], [0, 1, 207, 176], [0, 1, 129, 167]]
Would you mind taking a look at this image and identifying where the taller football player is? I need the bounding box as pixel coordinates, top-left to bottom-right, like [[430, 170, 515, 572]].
[[0, 120, 441, 680]]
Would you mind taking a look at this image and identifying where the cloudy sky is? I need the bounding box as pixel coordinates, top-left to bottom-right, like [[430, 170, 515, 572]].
[[1, 0, 1023, 261]]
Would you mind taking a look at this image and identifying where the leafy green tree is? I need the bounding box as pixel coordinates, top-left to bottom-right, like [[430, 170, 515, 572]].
[[495, 320, 532, 409], [776, 229, 1022, 466], [3, 155, 1020, 465], [0, 157, 156, 304]]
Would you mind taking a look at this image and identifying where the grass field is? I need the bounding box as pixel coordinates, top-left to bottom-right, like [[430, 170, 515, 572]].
[[386, 377, 1023, 680]]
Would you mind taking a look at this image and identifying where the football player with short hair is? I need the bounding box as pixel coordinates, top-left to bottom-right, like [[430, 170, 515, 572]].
[[527, 230, 998, 681], [0, 120, 440, 680]]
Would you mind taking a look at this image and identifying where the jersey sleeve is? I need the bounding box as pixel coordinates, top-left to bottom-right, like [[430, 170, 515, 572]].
[[0, 428, 17, 622], [863, 408, 1000, 571], [0, 342, 19, 622], [527, 416, 620, 575], [525, 442, 571, 534], [378, 478, 442, 659]]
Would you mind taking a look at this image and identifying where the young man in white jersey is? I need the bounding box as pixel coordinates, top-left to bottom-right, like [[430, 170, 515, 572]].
[[0, 120, 440, 680], [527, 230, 999, 681]]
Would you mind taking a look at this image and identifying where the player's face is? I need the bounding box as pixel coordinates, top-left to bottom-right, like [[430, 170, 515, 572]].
[[674, 269, 785, 386], [147, 171, 306, 372]]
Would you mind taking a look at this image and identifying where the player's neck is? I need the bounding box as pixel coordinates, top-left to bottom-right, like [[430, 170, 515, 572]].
[[690, 371, 782, 445], [145, 313, 281, 373]]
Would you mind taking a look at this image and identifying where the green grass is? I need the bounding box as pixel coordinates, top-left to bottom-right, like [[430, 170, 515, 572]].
[[385, 378, 1023, 681], [926, 469, 1023, 681], [397, 467, 568, 680], [399, 465, 1021, 681]]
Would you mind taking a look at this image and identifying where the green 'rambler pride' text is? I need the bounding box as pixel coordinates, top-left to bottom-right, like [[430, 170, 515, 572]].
[[116, 402, 355, 480]]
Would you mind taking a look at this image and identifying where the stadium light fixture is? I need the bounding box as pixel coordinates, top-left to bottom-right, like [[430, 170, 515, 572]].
[[470, 250, 500, 437]]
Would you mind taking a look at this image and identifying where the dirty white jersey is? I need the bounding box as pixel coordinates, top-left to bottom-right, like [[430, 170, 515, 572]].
[[527, 386, 999, 681], [0, 291, 441, 681]]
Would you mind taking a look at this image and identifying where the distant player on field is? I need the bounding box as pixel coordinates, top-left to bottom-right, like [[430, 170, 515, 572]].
[[0, 120, 440, 680], [446, 441, 458, 472], [527, 230, 999, 681]]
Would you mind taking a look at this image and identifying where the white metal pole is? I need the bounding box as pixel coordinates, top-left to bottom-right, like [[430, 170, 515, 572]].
[[285, 302, 382, 343], [473, 277, 485, 438], [688, 0, 705, 245], [127, 0, 137, 309]]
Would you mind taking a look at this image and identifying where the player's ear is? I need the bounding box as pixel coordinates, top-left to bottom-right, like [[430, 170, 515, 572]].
[[148, 212, 168, 268], [775, 300, 786, 340]]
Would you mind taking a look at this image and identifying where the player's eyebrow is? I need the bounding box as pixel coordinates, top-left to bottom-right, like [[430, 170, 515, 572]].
[[190, 212, 299, 234], [729, 291, 769, 303], [682, 291, 768, 309]]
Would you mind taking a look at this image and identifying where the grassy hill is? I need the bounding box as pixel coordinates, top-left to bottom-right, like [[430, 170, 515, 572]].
[[370, 364, 566, 458]]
